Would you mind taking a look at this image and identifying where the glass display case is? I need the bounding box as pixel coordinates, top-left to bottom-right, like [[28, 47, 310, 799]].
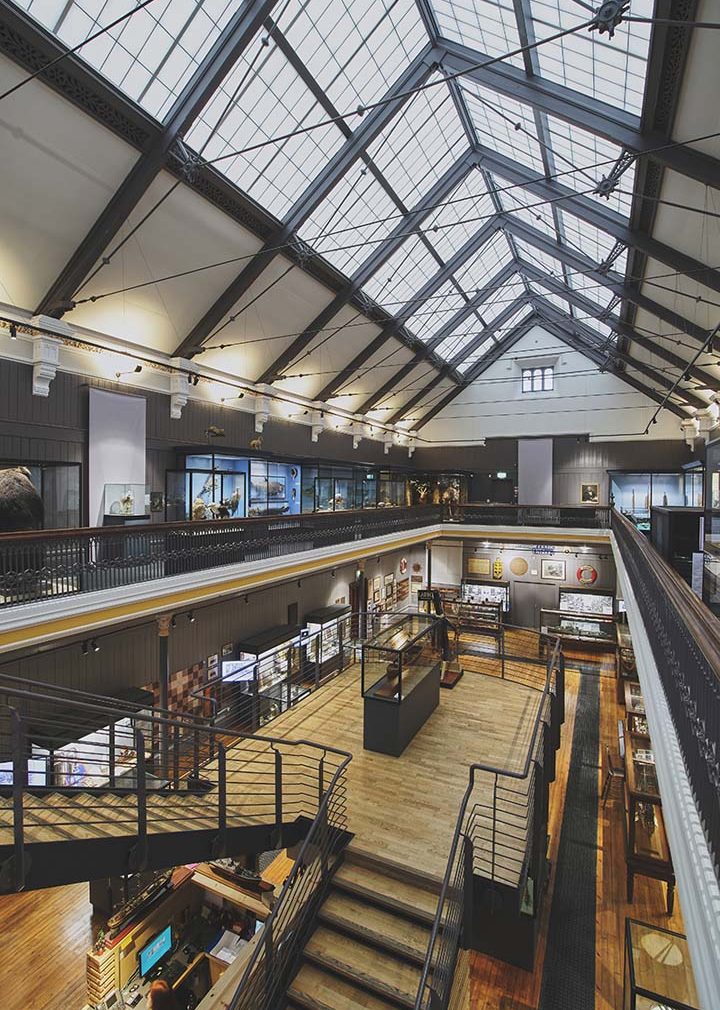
[[377, 471, 408, 508], [624, 919, 699, 1010], [461, 579, 510, 612], [611, 470, 703, 533], [248, 459, 300, 517], [304, 605, 351, 682], [102, 483, 150, 524], [362, 613, 441, 756], [0, 459, 82, 529], [540, 609, 616, 649], [219, 625, 310, 731], [558, 589, 614, 616]]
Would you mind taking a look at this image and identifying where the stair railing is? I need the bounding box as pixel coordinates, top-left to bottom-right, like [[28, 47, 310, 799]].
[[0, 680, 350, 892], [227, 752, 352, 1010], [414, 632, 564, 1010]]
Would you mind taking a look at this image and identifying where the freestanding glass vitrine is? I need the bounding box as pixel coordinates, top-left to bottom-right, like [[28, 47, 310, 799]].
[[623, 919, 699, 1010], [361, 614, 441, 756]]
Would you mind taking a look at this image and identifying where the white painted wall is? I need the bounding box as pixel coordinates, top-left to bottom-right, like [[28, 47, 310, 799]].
[[422, 326, 682, 442], [518, 438, 553, 503], [88, 388, 147, 526]]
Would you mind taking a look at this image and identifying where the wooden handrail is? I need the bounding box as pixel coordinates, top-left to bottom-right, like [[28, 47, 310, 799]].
[[612, 507, 720, 682]]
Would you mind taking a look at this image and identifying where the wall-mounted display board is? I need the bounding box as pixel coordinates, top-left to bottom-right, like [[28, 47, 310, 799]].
[[461, 578, 510, 612], [559, 589, 614, 616], [467, 556, 491, 577]]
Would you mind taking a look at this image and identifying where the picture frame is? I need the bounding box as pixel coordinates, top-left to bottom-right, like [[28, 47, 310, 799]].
[[468, 556, 491, 576], [541, 558, 566, 581], [581, 482, 600, 504]]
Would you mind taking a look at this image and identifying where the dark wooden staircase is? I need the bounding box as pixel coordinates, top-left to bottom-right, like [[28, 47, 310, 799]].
[[286, 847, 440, 1010]]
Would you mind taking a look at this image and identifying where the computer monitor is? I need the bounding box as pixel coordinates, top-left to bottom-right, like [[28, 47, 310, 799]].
[[139, 924, 172, 978]]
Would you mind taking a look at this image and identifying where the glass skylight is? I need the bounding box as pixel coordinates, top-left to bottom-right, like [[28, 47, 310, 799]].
[[298, 168, 400, 276], [527, 0, 653, 117], [431, 0, 525, 69], [281, 0, 428, 111], [529, 281, 570, 315], [581, 313, 614, 341], [452, 232, 515, 293], [498, 182, 557, 238], [421, 169, 498, 260], [460, 81, 545, 174], [558, 210, 617, 265], [186, 43, 346, 219], [434, 316, 486, 361], [545, 116, 636, 219], [366, 74, 468, 206], [16, 0, 239, 120], [362, 233, 443, 309], [567, 269, 617, 311], [403, 280, 468, 343], [513, 238, 564, 278]]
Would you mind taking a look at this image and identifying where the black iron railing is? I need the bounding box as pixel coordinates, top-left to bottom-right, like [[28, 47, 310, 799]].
[[0, 672, 350, 892], [452, 503, 611, 528], [0, 505, 441, 607], [413, 630, 564, 1010], [0, 502, 615, 609], [612, 508, 720, 881]]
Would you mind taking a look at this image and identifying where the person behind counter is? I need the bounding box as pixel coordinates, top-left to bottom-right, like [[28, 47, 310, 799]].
[[147, 980, 179, 1010]]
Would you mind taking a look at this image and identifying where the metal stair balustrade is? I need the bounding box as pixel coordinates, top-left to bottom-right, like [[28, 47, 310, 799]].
[[413, 631, 564, 1010], [0, 677, 351, 893]]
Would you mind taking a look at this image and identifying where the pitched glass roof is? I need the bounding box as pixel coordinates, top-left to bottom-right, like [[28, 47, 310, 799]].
[[15, 0, 659, 379]]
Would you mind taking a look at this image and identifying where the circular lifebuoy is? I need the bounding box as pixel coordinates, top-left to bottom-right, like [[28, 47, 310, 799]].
[[577, 564, 597, 585]]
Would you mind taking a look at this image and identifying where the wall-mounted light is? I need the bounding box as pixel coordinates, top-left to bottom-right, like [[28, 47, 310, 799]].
[[9, 323, 17, 341], [244, 595, 249, 605], [81, 641, 89, 656], [91, 640, 100, 653], [220, 392, 245, 403], [297, 580, 302, 588], [187, 374, 200, 386], [115, 364, 142, 379], [188, 611, 196, 624], [170, 616, 177, 629], [331, 569, 336, 577]]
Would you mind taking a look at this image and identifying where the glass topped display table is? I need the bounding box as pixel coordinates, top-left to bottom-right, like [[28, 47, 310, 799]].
[[624, 919, 699, 1010], [361, 614, 441, 756]]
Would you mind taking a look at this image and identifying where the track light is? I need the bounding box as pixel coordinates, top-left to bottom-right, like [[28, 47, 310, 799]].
[[115, 364, 142, 379], [187, 374, 199, 386], [9, 323, 17, 340]]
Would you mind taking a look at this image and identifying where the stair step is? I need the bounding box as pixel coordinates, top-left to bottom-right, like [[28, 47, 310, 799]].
[[333, 862, 439, 926], [319, 891, 431, 964], [288, 964, 399, 1010], [305, 926, 423, 1009]]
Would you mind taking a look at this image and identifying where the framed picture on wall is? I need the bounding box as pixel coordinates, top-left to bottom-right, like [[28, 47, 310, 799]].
[[467, 556, 491, 576], [541, 558, 566, 580], [580, 482, 599, 504]]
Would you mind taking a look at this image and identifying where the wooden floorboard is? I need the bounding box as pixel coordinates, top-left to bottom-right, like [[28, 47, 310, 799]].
[[468, 665, 688, 1010], [256, 664, 543, 879]]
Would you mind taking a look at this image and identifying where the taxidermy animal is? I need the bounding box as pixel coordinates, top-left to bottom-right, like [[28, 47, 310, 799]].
[[205, 426, 225, 438], [0, 467, 43, 532], [250, 437, 263, 451], [192, 497, 207, 521]]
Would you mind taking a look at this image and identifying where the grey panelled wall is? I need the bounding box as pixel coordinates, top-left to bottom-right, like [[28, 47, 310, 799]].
[[552, 437, 697, 505]]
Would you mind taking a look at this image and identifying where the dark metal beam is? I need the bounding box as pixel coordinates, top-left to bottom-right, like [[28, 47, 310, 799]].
[[258, 150, 479, 383], [174, 44, 439, 357], [440, 38, 720, 189], [356, 262, 518, 413], [536, 314, 688, 419], [475, 145, 720, 293], [519, 261, 720, 391], [412, 315, 541, 429], [34, 0, 279, 317], [532, 300, 698, 413], [315, 217, 503, 400], [503, 218, 716, 347]]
